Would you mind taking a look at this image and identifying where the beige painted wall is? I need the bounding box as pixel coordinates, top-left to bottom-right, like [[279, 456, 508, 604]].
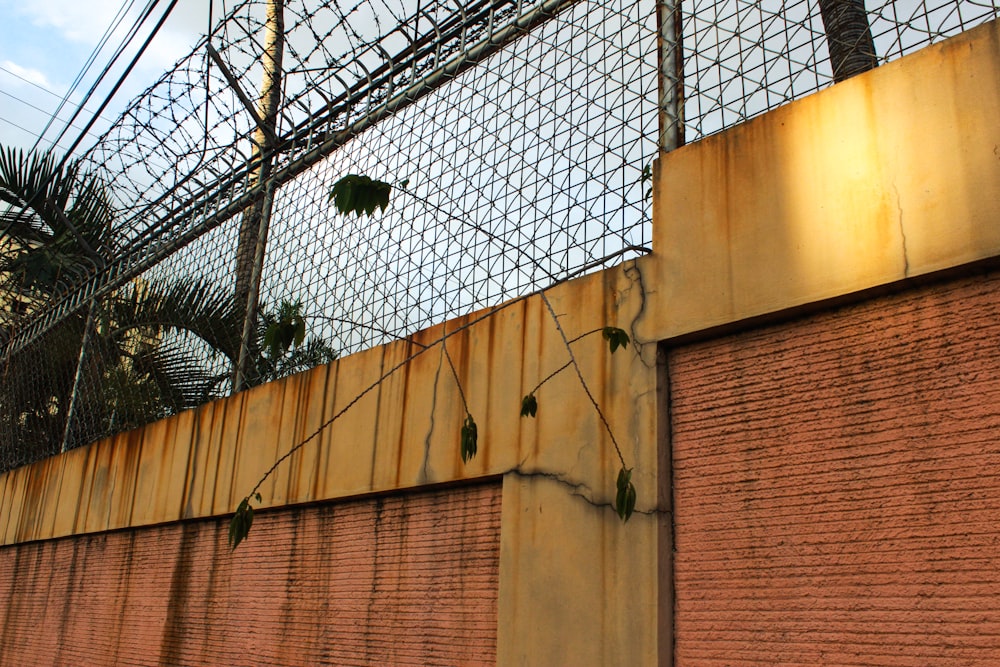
[[2, 18, 999, 666], [640, 19, 1000, 343]]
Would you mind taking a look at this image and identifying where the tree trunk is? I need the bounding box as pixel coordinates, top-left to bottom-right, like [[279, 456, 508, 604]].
[[232, 0, 284, 391], [819, 0, 878, 82]]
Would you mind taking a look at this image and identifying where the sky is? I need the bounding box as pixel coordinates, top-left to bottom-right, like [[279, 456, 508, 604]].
[[0, 0, 225, 156]]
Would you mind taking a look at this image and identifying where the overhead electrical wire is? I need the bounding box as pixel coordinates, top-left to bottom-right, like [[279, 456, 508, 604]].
[[0, 90, 104, 147], [38, 0, 166, 159], [38, 0, 182, 175], [28, 0, 141, 154], [0, 115, 78, 154], [0, 65, 117, 126], [4, 0, 182, 255], [0, 114, 74, 150]]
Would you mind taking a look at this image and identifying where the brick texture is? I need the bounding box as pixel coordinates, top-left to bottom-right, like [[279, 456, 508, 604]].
[[0, 481, 500, 666], [669, 272, 1000, 666]]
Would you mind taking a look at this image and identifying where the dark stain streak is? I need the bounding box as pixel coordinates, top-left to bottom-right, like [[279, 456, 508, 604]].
[[363, 498, 384, 656], [53, 538, 83, 665], [420, 346, 446, 483], [159, 523, 201, 664]]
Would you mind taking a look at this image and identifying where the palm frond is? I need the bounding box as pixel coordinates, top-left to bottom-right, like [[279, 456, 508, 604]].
[[0, 146, 117, 294], [110, 340, 229, 424], [103, 278, 244, 363]]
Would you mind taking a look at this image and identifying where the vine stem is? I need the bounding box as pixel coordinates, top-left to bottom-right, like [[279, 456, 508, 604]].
[[539, 291, 627, 470], [242, 246, 644, 505], [527, 328, 604, 395], [441, 339, 470, 415], [246, 295, 525, 501], [313, 314, 469, 414]]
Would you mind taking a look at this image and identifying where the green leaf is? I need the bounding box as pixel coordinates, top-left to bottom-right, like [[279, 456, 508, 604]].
[[229, 497, 255, 550], [461, 413, 478, 463], [601, 327, 630, 354], [520, 394, 538, 418], [640, 165, 653, 200], [615, 467, 637, 523], [263, 324, 280, 357], [264, 300, 307, 359], [293, 316, 306, 348], [329, 174, 392, 218]]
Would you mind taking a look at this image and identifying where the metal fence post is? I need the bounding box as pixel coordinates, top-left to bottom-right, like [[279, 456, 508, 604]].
[[61, 301, 96, 453], [657, 0, 684, 152], [233, 178, 276, 393]]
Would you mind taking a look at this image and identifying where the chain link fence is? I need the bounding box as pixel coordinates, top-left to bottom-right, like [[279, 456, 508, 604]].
[[679, 0, 998, 140], [1, 0, 997, 470]]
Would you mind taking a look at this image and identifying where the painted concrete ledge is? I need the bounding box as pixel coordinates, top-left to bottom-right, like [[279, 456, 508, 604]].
[[1, 263, 658, 544], [642, 18, 1000, 342]]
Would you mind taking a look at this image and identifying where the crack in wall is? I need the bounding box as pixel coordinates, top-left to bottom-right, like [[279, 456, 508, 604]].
[[893, 182, 910, 277], [419, 345, 446, 483], [622, 260, 656, 370], [503, 466, 668, 518]]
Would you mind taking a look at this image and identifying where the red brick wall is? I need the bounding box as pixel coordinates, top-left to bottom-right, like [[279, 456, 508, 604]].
[[669, 272, 1000, 666], [0, 481, 501, 666]]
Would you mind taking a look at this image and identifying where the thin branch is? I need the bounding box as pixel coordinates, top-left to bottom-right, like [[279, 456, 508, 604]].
[[441, 336, 470, 415], [238, 247, 644, 507], [526, 327, 604, 396], [539, 291, 626, 469], [529, 360, 572, 397], [246, 292, 527, 501]]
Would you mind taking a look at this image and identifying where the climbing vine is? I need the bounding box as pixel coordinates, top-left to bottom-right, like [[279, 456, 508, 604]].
[[229, 175, 640, 549]]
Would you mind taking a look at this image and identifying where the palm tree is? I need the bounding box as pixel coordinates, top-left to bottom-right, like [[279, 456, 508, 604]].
[[0, 147, 335, 467], [0, 147, 118, 459], [0, 148, 116, 309]]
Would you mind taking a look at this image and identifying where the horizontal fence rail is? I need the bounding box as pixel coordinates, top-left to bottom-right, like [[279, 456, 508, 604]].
[[1, 0, 997, 470]]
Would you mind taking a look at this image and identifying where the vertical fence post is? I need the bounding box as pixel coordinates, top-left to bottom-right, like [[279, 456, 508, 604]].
[[61, 301, 96, 453], [231, 0, 284, 393], [657, 0, 684, 152], [233, 178, 277, 393]]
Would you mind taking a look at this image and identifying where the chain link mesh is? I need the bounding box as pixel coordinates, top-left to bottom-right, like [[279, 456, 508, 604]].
[[679, 0, 998, 140], [1, 0, 997, 470]]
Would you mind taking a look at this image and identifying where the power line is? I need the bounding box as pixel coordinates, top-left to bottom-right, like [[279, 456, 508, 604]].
[[0, 114, 73, 153], [60, 0, 182, 161], [29, 0, 141, 154], [4, 0, 182, 258], [0, 90, 104, 145], [0, 65, 116, 126], [39, 0, 164, 157]]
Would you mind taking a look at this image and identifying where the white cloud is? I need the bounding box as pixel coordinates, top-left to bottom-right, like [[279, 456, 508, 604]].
[[0, 60, 60, 92], [10, 0, 214, 71], [16, 0, 130, 44], [137, 25, 204, 72]]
